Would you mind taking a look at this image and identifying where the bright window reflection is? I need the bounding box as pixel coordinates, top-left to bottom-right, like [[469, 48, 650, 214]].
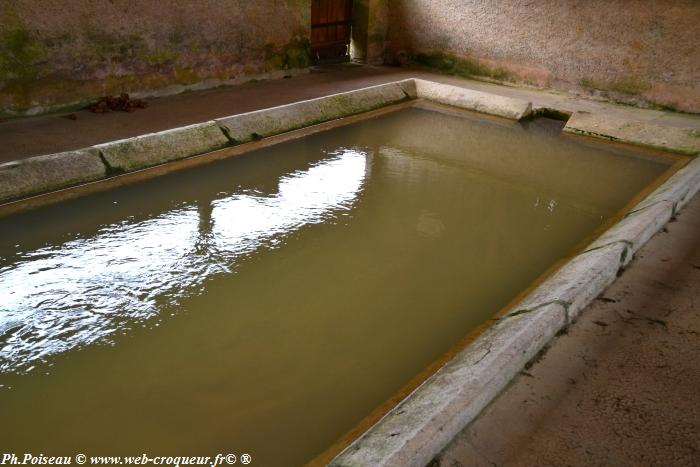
[[211, 149, 367, 254], [0, 150, 368, 373]]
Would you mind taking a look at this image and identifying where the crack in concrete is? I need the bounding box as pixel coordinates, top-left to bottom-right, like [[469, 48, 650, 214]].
[[473, 344, 493, 365], [215, 122, 239, 145], [95, 149, 122, 176], [583, 239, 633, 254], [583, 240, 633, 269], [561, 301, 572, 326], [624, 199, 675, 218], [502, 300, 569, 321], [565, 127, 621, 142]]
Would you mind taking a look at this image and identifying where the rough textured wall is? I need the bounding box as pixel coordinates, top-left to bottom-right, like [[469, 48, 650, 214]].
[[386, 0, 700, 113], [366, 0, 389, 65], [0, 0, 311, 115], [351, 0, 388, 64]]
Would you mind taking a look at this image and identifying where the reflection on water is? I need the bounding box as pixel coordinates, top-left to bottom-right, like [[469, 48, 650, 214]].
[[0, 108, 670, 466], [210, 151, 367, 255], [0, 150, 367, 373]]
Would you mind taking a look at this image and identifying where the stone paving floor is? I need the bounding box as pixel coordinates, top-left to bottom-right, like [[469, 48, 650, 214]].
[[435, 195, 700, 467], [1, 64, 699, 163]]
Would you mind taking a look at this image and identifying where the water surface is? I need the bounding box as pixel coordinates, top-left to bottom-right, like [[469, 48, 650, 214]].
[[0, 107, 670, 465]]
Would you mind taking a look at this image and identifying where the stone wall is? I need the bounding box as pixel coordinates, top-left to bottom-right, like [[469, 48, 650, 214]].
[[351, 0, 389, 65], [385, 0, 700, 113], [4, 0, 698, 116], [0, 0, 311, 115]]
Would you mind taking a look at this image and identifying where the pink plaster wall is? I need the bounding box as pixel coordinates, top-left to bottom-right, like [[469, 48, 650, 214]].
[[0, 0, 311, 114], [385, 0, 700, 113]]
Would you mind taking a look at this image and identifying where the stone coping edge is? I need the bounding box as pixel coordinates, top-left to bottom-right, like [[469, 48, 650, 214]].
[[0, 149, 106, 204], [328, 156, 700, 466], [1, 78, 699, 466], [2, 79, 699, 205], [413, 78, 533, 120], [0, 78, 537, 205], [563, 111, 700, 156], [214, 80, 417, 144]]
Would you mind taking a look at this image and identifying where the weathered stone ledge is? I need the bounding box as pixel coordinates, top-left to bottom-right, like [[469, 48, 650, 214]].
[[215, 80, 416, 144], [95, 121, 231, 173], [564, 111, 700, 156], [329, 100, 700, 467], [631, 157, 700, 215], [330, 303, 567, 467], [513, 243, 627, 323], [329, 243, 628, 466], [413, 79, 533, 120], [0, 81, 417, 204], [0, 79, 538, 205], [585, 202, 674, 268], [0, 149, 105, 203]]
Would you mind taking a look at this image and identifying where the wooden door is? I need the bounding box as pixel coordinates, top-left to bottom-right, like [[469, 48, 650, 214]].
[[311, 0, 353, 62]]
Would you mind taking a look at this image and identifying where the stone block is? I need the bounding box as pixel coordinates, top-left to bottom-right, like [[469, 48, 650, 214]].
[[0, 149, 106, 203], [95, 121, 230, 172], [414, 79, 533, 120], [564, 112, 700, 155], [215, 81, 414, 143]]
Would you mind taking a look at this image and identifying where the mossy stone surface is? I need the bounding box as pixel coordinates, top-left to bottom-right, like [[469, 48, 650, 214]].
[[413, 52, 512, 82], [0, 149, 106, 202], [216, 81, 414, 143], [0, 1, 314, 114], [414, 79, 532, 120], [95, 122, 230, 172], [564, 112, 700, 155]]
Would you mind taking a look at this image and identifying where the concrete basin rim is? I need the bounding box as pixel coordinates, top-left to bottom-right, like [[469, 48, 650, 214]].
[[0, 79, 699, 467], [326, 117, 700, 467]]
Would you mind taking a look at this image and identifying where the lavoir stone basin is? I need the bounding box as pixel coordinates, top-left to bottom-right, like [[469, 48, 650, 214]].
[[0, 80, 699, 467]]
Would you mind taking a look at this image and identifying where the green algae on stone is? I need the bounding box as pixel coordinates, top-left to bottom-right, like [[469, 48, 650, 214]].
[[564, 111, 700, 156], [96, 121, 232, 172], [216, 81, 413, 144], [144, 50, 179, 66], [580, 76, 651, 96], [81, 27, 146, 64], [0, 5, 46, 96], [0, 2, 312, 115], [264, 35, 311, 71], [412, 52, 512, 82]]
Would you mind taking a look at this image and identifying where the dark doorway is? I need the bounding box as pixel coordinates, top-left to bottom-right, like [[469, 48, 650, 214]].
[[310, 0, 353, 62]]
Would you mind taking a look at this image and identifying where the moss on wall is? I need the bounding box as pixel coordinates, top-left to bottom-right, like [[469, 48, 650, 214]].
[[577, 77, 700, 113], [387, 0, 700, 113], [580, 77, 652, 96], [412, 52, 513, 82], [0, 4, 46, 104], [265, 35, 311, 71], [0, 0, 313, 115]]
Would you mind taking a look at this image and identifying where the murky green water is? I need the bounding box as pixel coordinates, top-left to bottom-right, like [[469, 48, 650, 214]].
[[0, 107, 670, 465]]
